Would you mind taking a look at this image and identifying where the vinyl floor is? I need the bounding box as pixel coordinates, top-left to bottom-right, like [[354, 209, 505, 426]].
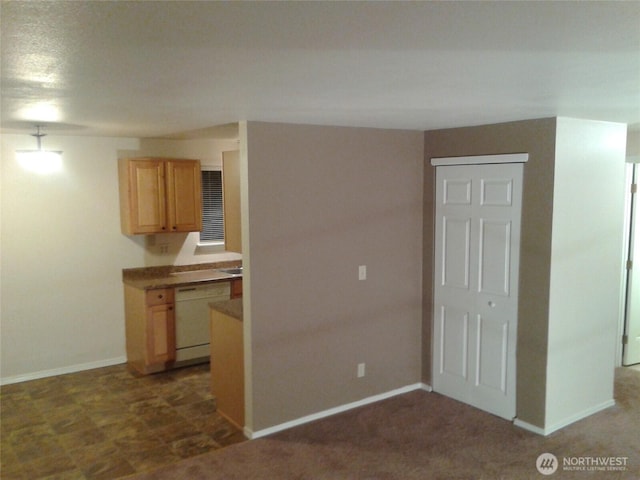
[[0, 362, 246, 479]]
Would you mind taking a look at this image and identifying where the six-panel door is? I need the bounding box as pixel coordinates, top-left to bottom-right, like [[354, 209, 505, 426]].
[[433, 162, 523, 420]]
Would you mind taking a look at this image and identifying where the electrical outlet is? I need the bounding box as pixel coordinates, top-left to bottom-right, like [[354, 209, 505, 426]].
[[357, 363, 366, 378], [358, 265, 367, 281]]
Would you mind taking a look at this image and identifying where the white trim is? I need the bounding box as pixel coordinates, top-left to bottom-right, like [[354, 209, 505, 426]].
[[514, 399, 615, 436], [543, 400, 616, 435], [196, 240, 225, 248], [200, 165, 223, 172], [513, 418, 548, 436], [619, 163, 634, 367], [0, 356, 127, 385], [430, 153, 529, 166], [245, 383, 428, 440]]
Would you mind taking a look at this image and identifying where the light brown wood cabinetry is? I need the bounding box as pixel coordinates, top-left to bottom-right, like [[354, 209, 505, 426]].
[[124, 285, 176, 374], [230, 278, 243, 299], [118, 158, 202, 235], [165, 160, 203, 233], [222, 151, 242, 252], [210, 307, 244, 428]]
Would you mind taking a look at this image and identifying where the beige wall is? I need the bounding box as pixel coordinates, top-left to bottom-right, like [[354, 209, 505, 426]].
[[1, 134, 141, 381], [244, 122, 424, 431], [0, 133, 240, 382], [423, 118, 558, 427], [627, 130, 640, 159]]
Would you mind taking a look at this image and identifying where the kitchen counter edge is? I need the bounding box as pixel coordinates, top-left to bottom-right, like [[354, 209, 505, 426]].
[[209, 298, 243, 321], [122, 262, 242, 290]]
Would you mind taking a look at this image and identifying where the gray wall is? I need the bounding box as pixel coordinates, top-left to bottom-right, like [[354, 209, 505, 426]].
[[245, 122, 424, 431], [423, 118, 558, 427]]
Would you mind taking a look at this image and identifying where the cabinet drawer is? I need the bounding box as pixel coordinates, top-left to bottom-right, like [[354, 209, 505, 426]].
[[146, 288, 174, 306]]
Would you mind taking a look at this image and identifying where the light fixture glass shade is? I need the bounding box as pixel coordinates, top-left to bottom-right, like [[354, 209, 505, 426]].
[[16, 150, 63, 174]]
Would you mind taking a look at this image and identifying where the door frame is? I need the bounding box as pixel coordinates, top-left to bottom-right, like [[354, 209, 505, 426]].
[[621, 160, 640, 366], [431, 153, 529, 167]]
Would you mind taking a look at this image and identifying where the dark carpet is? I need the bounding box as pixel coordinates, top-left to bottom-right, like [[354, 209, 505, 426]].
[[128, 367, 640, 479]]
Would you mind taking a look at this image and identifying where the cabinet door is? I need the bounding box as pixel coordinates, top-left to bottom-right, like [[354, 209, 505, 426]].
[[125, 159, 167, 234], [230, 278, 243, 299], [146, 303, 176, 365], [210, 310, 244, 428], [166, 160, 202, 232], [223, 151, 242, 252]]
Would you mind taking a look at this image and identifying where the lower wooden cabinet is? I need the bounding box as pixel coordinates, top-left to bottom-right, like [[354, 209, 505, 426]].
[[230, 278, 243, 299], [210, 306, 244, 428], [146, 303, 176, 365], [124, 285, 176, 374]]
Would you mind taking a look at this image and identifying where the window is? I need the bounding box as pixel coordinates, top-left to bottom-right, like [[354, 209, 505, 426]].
[[200, 168, 224, 244]]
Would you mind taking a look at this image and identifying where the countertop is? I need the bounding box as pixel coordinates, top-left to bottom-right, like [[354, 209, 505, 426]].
[[209, 298, 243, 321], [122, 262, 242, 290]]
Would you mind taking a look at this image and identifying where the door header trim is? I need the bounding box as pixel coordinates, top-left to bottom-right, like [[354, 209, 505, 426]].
[[431, 153, 529, 166]]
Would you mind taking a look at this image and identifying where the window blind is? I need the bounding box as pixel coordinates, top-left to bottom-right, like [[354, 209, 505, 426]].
[[200, 170, 224, 242]]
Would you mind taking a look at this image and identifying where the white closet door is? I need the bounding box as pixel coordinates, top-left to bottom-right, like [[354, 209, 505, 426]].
[[433, 162, 523, 420]]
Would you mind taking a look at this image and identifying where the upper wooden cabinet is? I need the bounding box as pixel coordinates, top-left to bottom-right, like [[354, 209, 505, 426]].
[[119, 158, 202, 235], [165, 160, 203, 233]]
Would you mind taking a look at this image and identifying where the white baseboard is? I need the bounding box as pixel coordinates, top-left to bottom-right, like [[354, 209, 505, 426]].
[[513, 418, 547, 436], [514, 399, 616, 436], [0, 356, 127, 386], [246, 382, 429, 440]]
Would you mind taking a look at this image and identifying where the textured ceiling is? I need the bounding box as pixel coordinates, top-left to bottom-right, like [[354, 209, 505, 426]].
[[1, 1, 639, 138]]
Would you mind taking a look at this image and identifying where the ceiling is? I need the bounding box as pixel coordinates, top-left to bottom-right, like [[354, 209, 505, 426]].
[[1, 1, 639, 139]]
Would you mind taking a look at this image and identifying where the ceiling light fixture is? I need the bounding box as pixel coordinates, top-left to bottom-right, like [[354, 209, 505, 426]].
[[16, 125, 63, 174]]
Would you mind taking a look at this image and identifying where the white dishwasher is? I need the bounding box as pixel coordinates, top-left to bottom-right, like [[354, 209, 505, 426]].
[[175, 282, 230, 364]]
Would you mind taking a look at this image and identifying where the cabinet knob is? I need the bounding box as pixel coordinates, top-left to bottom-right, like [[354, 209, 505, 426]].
[[158, 294, 163, 299], [172, 226, 177, 230]]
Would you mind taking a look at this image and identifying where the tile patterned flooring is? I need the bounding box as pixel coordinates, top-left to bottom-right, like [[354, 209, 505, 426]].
[[0, 363, 246, 479]]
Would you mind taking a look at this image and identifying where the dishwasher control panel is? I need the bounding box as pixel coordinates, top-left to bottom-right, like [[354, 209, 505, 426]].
[[175, 282, 230, 301]]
